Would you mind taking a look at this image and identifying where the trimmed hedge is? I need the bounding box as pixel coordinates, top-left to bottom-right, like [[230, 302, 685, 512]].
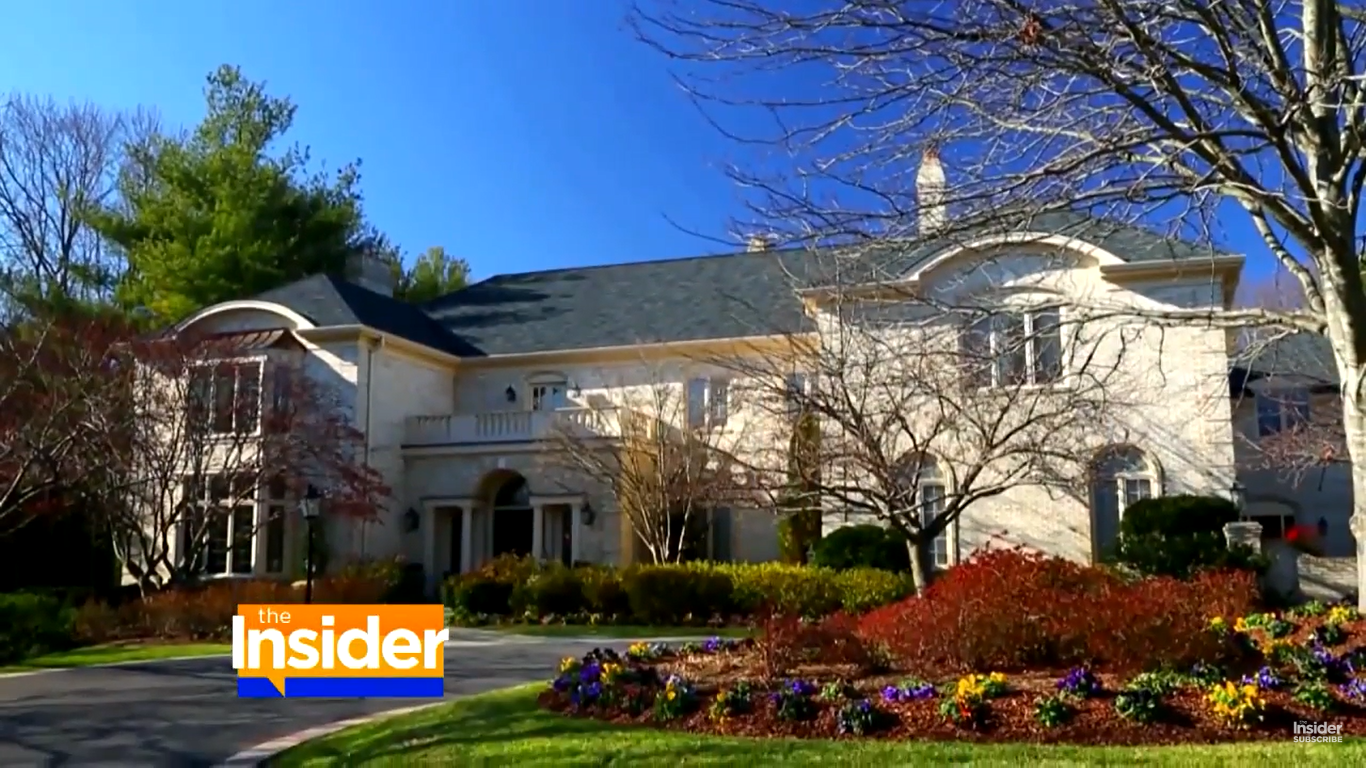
[[1114, 494, 1265, 579], [444, 555, 913, 626], [810, 524, 910, 572], [0, 592, 77, 665]]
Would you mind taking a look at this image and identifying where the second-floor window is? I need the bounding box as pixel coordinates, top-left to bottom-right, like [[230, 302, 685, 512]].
[[531, 380, 568, 411], [189, 361, 262, 435], [961, 308, 1062, 388], [1256, 389, 1310, 436], [783, 372, 808, 416], [687, 376, 730, 428]]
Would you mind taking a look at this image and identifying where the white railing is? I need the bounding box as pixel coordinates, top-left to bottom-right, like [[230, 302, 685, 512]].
[[404, 407, 620, 447]]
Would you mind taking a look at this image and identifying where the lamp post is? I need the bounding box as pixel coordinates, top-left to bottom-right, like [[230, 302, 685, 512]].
[[1229, 480, 1246, 519], [301, 484, 322, 604]]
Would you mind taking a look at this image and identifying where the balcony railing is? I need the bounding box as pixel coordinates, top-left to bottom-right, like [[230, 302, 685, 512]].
[[404, 407, 621, 447]]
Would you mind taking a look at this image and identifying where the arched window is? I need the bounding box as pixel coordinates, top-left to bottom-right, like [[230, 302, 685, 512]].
[[492, 474, 531, 508], [895, 454, 951, 568], [1090, 445, 1158, 557]]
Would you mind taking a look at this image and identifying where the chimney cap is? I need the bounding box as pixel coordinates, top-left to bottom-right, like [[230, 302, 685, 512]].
[[923, 143, 940, 161], [746, 234, 776, 252]]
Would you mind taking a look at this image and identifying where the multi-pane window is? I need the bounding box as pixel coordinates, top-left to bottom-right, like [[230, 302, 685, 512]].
[[961, 308, 1062, 388], [687, 376, 730, 428], [895, 454, 951, 569], [183, 475, 255, 576], [1255, 389, 1310, 437], [530, 380, 568, 411], [182, 474, 290, 576], [783, 372, 808, 417], [188, 361, 262, 435], [1091, 446, 1156, 520]]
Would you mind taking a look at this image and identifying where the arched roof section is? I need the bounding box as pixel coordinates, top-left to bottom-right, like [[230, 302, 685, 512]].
[[903, 231, 1128, 283], [174, 300, 317, 334]]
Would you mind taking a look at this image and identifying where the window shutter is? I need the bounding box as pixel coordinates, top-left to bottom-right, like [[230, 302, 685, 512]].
[[711, 507, 732, 562], [687, 377, 708, 427], [709, 378, 730, 425]]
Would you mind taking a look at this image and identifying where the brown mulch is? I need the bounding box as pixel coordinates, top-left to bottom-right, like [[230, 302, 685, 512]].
[[538, 612, 1366, 745]]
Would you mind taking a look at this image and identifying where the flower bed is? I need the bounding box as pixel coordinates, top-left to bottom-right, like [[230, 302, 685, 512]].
[[537, 603, 1366, 745]]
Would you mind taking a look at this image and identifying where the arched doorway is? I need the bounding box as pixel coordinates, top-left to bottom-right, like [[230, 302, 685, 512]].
[[488, 472, 534, 559]]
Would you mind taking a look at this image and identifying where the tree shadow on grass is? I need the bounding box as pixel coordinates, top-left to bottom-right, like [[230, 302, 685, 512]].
[[273, 688, 776, 766]]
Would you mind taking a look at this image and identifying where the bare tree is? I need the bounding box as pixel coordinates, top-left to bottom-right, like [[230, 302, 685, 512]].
[[711, 262, 1132, 592], [0, 310, 131, 536], [636, 1, 1366, 603], [543, 365, 750, 564], [0, 94, 158, 317], [94, 330, 388, 593]]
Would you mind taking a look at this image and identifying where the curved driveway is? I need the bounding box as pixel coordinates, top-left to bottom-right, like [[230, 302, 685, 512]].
[[0, 629, 613, 767]]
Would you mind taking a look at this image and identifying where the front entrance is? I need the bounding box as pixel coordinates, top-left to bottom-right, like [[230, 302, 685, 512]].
[[489, 473, 534, 558]]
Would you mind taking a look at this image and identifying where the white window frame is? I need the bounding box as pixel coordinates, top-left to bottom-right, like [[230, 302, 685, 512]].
[[526, 372, 570, 412], [1255, 388, 1310, 437], [182, 475, 257, 577], [188, 356, 266, 437], [965, 307, 1063, 389], [1093, 447, 1159, 520], [687, 376, 730, 429], [916, 463, 952, 569]]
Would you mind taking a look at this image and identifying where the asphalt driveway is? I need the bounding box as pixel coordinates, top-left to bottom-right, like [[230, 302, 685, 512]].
[[0, 630, 609, 767]]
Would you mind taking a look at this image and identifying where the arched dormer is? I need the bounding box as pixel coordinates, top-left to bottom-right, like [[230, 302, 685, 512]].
[[906, 231, 1126, 284], [174, 300, 317, 336]]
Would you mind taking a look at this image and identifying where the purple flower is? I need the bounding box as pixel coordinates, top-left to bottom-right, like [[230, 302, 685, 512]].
[[579, 663, 601, 683], [1057, 667, 1100, 697], [881, 680, 935, 702], [881, 685, 900, 703], [703, 636, 726, 653], [1240, 666, 1283, 690], [788, 679, 817, 697], [583, 681, 602, 700], [552, 676, 572, 692], [1340, 678, 1366, 700]]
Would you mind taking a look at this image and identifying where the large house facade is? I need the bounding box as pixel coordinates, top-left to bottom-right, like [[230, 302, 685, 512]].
[[150, 160, 1358, 598]]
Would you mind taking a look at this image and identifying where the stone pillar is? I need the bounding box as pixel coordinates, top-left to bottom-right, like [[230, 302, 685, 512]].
[[1223, 521, 1263, 554], [570, 501, 582, 565], [460, 506, 473, 575], [1351, 514, 1366, 611], [532, 504, 545, 561], [422, 506, 438, 594]]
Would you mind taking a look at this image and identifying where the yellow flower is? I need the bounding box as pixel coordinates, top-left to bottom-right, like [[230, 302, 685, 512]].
[[988, 672, 1006, 685], [1327, 606, 1359, 625], [666, 690, 677, 701], [1233, 617, 1249, 633], [1209, 616, 1227, 631], [558, 656, 578, 673]]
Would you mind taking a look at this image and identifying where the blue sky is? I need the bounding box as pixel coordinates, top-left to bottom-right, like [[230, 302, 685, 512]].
[[0, 1, 745, 281], [0, 1, 1277, 288]]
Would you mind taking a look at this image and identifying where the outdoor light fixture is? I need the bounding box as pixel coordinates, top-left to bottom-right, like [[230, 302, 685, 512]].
[[300, 484, 322, 604], [505, 385, 517, 403], [580, 501, 596, 527], [1229, 481, 1246, 517], [403, 507, 421, 532]]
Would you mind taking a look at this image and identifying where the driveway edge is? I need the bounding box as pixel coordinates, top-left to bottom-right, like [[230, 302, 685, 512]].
[[0, 652, 232, 679], [215, 700, 452, 767]]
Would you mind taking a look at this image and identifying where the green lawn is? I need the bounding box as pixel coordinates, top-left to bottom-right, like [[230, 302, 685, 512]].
[[0, 642, 230, 673], [486, 625, 751, 639], [272, 684, 1363, 767]]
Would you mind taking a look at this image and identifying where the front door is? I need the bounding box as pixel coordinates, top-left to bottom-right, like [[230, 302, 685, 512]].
[[449, 507, 464, 575], [492, 508, 533, 558]]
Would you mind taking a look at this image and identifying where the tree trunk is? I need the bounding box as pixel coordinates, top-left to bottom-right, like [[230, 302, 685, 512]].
[[1322, 287, 1366, 611], [906, 537, 932, 596]]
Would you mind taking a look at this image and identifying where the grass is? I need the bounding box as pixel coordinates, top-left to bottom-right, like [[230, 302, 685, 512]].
[[273, 684, 1365, 767], [486, 624, 751, 639], [0, 642, 230, 673]]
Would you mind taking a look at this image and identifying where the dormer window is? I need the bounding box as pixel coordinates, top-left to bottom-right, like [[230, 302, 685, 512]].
[[960, 307, 1062, 388]]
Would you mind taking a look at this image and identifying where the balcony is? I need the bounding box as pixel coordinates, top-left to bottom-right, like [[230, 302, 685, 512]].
[[404, 407, 621, 448]]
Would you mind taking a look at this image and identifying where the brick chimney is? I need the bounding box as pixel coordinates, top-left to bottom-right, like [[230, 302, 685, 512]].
[[746, 234, 775, 252], [916, 145, 947, 237]]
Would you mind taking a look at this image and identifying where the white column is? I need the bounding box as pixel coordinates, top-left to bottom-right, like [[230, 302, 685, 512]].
[[422, 506, 438, 593], [460, 506, 473, 574], [570, 502, 582, 565], [532, 504, 545, 561]]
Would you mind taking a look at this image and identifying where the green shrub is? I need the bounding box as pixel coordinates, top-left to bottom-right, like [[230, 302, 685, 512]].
[[777, 510, 822, 564], [578, 566, 631, 617], [623, 565, 734, 624], [449, 575, 515, 616], [516, 566, 585, 617], [811, 524, 909, 572], [0, 592, 76, 664], [1114, 495, 1264, 579], [835, 568, 913, 613]]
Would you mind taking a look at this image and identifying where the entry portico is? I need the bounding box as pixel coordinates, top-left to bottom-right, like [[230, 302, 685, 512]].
[[418, 468, 588, 589]]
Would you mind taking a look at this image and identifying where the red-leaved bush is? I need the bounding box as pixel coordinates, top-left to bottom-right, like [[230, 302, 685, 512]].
[[857, 547, 1259, 674], [758, 609, 877, 679]]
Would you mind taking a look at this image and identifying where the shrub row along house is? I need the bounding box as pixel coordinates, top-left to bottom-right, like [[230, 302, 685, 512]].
[[137, 152, 1356, 597]]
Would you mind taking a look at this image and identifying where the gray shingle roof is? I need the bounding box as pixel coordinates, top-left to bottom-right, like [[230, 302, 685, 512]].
[[251, 215, 1231, 357], [1233, 331, 1338, 387]]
